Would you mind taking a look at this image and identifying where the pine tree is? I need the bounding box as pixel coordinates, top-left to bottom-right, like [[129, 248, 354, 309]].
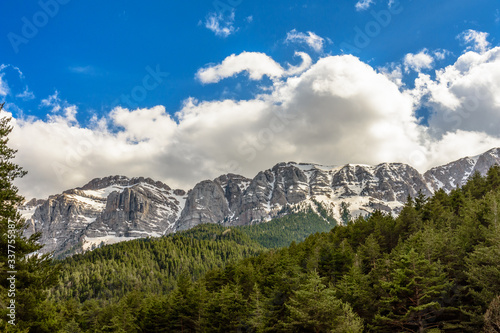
[[375, 248, 451, 333], [0, 105, 59, 331], [466, 207, 500, 307], [284, 270, 364, 333], [246, 283, 267, 332], [168, 273, 205, 332]]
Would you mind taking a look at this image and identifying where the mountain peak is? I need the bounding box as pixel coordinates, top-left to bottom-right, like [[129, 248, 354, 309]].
[[78, 175, 173, 192]]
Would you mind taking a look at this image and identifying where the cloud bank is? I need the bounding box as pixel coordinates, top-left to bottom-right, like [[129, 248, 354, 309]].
[[4, 34, 500, 199]]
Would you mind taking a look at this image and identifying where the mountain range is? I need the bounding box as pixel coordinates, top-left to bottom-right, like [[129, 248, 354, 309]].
[[21, 148, 500, 258]]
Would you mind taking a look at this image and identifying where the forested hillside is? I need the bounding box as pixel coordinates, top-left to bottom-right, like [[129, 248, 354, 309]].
[[52, 211, 334, 303], [10, 165, 500, 332]]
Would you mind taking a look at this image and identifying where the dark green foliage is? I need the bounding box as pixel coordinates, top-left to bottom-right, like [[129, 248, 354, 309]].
[[237, 211, 334, 248], [53, 224, 264, 302], [374, 248, 451, 332], [11, 150, 500, 332], [0, 108, 59, 332], [283, 270, 363, 332]]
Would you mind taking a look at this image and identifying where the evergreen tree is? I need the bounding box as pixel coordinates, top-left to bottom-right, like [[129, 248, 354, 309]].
[[466, 205, 500, 307], [284, 270, 363, 333], [168, 273, 205, 332], [0, 106, 59, 331], [246, 283, 267, 332], [340, 201, 352, 225], [335, 262, 377, 321], [375, 248, 451, 333], [203, 283, 248, 332]]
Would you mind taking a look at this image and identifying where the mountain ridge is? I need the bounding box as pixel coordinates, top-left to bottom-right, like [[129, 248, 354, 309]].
[[22, 147, 500, 257]]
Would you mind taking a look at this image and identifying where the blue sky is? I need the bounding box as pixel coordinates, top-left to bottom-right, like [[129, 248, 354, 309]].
[[1, 0, 500, 198]]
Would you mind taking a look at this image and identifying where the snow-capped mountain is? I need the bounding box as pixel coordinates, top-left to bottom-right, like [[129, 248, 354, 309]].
[[424, 148, 500, 193], [24, 176, 186, 257], [175, 162, 432, 231], [22, 148, 500, 257]]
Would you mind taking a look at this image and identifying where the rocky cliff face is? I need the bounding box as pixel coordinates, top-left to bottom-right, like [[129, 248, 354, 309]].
[[174, 162, 433, 229], [23, 148, 500, 257], [24, 176, 186, 257], [424, 148, 500, 193]]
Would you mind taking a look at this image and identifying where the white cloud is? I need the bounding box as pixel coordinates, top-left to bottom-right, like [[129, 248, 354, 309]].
[[7, 49, 500, 200], [196, 52, 285, 83], [0, 72, 9, 97], [285, 29, 325, 53], [40, 91, 62, 113], [433, 49, 450, 61], [9, 55, 421, 199], [378, 63, 403, 87], [457, 29, 491, 54], [355, 0, 375, 11], [39, 91, 79, 123], [196, 51, 313, 84], [284, 52, 313, 76], [0, 64, 32, 99], [404, 49, 434, 72], [355, 0, 397, 11], [204, 10, 236, 38], [16, 87, 35, 100], [412, 46, 500, 138]]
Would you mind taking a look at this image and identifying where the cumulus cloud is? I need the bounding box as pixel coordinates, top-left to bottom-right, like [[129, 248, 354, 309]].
[[204, 10, 236, 38], [196, 52, 285, 83], [196, 51, 312, 84], [285, 29, 325, 53], [458, 30, 490, 54], [404, 49, 434, 72], [378, 63, 403, 87], [7, 49, 500, 200], [412, 47, 500, 138]]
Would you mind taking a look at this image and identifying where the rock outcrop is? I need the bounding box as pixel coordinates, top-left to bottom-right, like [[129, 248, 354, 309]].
[[24, 176, 186, 257]]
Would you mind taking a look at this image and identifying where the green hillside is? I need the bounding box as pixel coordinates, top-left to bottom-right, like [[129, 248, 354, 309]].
[[8, 165, 500, 332], [52, 210, 335, 303]]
